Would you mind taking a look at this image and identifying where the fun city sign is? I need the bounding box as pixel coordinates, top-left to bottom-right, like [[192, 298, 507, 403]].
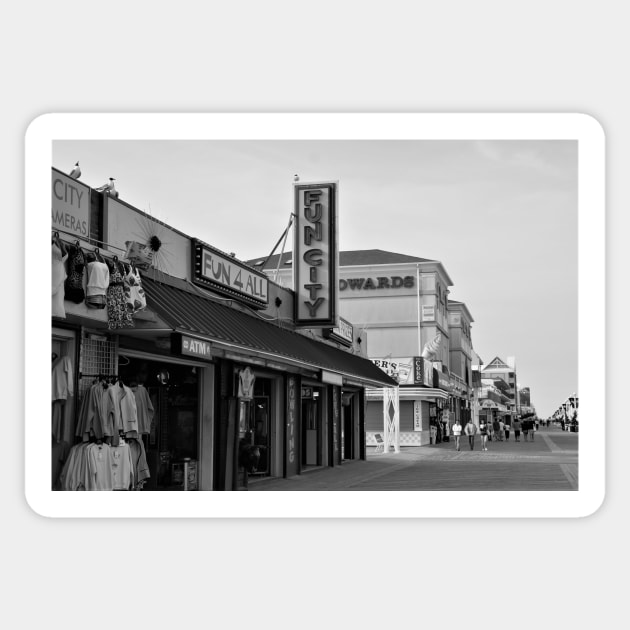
[[293, 182, 339, 327]]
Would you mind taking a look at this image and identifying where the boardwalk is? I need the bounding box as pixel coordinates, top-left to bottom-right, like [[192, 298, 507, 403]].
[[249, 426, 578, 491]]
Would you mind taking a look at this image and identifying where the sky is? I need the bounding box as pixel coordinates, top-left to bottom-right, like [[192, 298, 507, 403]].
[[52, 139, 577, 418]]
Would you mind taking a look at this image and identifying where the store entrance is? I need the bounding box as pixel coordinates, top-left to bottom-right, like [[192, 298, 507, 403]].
[[341, 395, 354, 461], [118, 356, 199, 490], [251, 377, 272, 477], [301, 388, 322, 468]]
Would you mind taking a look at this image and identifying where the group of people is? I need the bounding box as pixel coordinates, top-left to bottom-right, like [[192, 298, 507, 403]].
[[449, 417, 538, 451]]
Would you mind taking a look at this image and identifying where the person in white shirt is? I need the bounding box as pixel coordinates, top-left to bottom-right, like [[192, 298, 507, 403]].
[[451, 419, 463, 451]]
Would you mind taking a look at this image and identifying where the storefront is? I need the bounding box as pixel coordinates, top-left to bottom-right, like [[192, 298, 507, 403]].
[[51, 167, 396, 491]]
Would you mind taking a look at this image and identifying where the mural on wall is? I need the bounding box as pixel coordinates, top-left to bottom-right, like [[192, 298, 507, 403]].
[[107, 197, 188, 278], [124, 214, 168, 271], [125, 236, 162, 271]]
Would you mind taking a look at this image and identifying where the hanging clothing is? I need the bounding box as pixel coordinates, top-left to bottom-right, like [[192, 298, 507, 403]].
[[59, 439, 148, 491], [76, 382, 112, 441], [105, 383, 124, 439], [86, 443, 114, 490], [85, 259, 110, 309], [64, 244, 86, 303], [51, 440, 70, 490], [132, 385, 154, 434], [52, 356, 74, 401], [107, 261, 134, 329], [52, 356, 74, 443], [59, 443, 91, 491], [52, 242, 68, 318], [124, 266, 147, 314], [111, 442, 134, 490], [238, 367, 256, 400], [52, 400, 66, 443], [120, 384, 139, 436], [128, 439, 151, 488]]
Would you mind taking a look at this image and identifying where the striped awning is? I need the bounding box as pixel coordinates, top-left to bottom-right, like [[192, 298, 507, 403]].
[[365, 387, 449, 401]]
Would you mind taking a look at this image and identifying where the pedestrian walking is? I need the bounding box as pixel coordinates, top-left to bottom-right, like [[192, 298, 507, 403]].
[[522, 419, 530, 442], [513, 418, 522, 442], [452, 419, 463, 451], [464, 419, 478, 450], [498, 419, 505, 441], [530, 419, 536, 441], [479, 419, 489, 451], [493, 418, 500, 442], [504, 420, 511, 441]]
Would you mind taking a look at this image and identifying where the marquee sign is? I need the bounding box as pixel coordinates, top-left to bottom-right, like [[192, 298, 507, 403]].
[[371, 357, 424, 385], [323, 316, 353, 346], [293, 182, 339, 327], [435, 370, 452, 391], [192, 239, 268, 308]]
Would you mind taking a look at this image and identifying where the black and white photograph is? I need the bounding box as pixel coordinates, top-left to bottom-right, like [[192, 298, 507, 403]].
[[28, 113, 602, 518]]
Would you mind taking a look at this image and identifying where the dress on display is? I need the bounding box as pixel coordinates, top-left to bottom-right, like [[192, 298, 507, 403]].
[[124, 266, 147, 314], [107, 261, 134, 329], [64, 244, 86, 303], [52, 242, 67, 318], [85, 258, 110, 309], [52, 356, 74, 443]]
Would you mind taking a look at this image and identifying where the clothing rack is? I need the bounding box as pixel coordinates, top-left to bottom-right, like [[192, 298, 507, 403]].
[[79, 372, 119, 380], [52, 228, 128, 253], [53, 230, 140, 275]]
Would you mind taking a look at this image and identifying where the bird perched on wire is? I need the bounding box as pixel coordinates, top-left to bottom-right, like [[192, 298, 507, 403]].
[[68, 161, 81, 179], [293, 174, 300, 182], [95, 177, 118, 198]]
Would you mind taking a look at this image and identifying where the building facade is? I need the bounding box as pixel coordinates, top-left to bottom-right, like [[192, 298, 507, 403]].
[[251, 249, 476, 446], [473, 355, 524, 425], [51, 168, 396, 491]]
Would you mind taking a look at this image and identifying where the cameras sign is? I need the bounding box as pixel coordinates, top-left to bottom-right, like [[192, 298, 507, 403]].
[[51, 169, 91, 239]]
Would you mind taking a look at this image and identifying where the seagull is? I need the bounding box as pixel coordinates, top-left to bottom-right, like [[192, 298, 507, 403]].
[[293, 174, 300, 182], [108, 178, 119, 198], [68, 161, 81, 179], [95, 177, 118, 197]]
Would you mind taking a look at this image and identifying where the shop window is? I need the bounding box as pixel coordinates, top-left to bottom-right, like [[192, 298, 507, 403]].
[[118, 357, 200, 490]]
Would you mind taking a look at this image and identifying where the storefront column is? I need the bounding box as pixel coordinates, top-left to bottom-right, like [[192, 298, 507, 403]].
[[198, 364, 215, 490], [358, 389, 366, 460]]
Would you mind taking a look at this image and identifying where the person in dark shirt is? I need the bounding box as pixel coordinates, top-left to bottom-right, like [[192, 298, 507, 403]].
[[513, 418, 522, 442]]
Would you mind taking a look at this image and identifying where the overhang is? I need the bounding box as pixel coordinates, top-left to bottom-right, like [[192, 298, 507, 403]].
[[141, 274, 398, 389]]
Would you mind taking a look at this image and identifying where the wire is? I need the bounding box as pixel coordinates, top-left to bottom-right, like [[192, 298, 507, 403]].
[[260, 212, 296, 273]]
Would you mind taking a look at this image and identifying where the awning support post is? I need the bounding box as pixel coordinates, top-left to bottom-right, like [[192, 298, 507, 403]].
[[383, 387, 400, 453]]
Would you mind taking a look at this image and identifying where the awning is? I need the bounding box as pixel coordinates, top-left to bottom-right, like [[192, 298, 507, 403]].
[[141, 274, 397, 388], [365, 387, 449, 401], [480, 399, 508, 412]]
